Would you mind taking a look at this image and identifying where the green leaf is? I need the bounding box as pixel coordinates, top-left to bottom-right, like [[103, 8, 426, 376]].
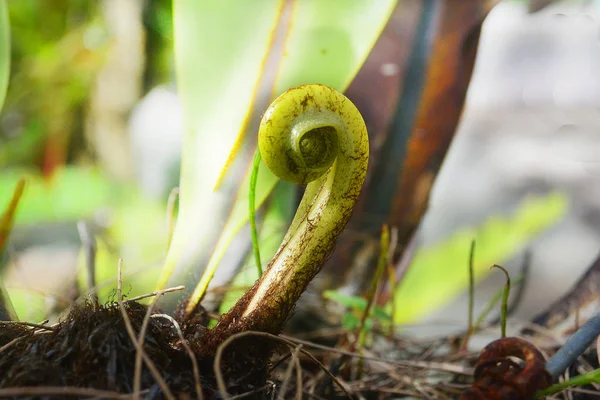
[[272, 0, 397, 94], [158, 0, 285, 292], [342, 312, 360, 331], [324, 290, 368, 311], [392, 192, 568, 324], [324, 288, 391, 325], [161, 0, 398, 304], [0, 0, 8, 112], [372, 306, 391, 321], [172, 1, 284, 193]]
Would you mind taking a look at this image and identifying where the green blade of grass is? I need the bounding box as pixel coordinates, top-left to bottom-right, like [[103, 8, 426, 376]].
[[249, 150, 263, 277], [535, 367, 600, 398], [356, 224, 389, 347], [460, 239, 476, 351], [354, 224, 390, 378], [0, 179, 24, 321], [491, 264, 511, 338], [218, 181, 296, 316], [0, 179, 24, 254], [473, 275, 524, 333]]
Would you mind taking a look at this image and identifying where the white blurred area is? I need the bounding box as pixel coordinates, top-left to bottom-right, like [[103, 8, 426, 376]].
[[469, 1, 600, 109], [129, 85, 183, 199], [418, 0, 600, 338], [126, 1, 600, 336]]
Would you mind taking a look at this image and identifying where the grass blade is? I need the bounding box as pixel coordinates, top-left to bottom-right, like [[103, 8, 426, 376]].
[[249, 150, 263, 276], [0, 179, 25, 321], [490, 264, 511, 338]]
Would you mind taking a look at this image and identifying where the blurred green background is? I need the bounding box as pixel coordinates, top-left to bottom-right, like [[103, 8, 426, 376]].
[[0, 0, 174, 322], [2, 0, 593, 336]]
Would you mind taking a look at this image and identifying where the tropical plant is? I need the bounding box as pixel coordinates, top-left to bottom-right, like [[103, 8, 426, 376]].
[[155, 0, 398, 315]]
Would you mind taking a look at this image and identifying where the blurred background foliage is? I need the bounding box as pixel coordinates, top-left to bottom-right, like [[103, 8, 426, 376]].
[[4, 0, 103, 169], [2, 0, 173, 171], [0, 0, 581, 334], [0, 0, 174, 321]]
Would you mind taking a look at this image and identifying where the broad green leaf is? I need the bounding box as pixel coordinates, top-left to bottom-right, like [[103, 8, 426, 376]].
[[272, 0, 397, 95], [161, 0, 398, 307], [392, 192, 568, 324], [159, 0, 285, 291], [173, 1, 284, 195], [0, 0, 8, 112]]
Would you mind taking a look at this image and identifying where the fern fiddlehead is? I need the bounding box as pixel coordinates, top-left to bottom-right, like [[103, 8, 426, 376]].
[[205, 84, 369, 344]]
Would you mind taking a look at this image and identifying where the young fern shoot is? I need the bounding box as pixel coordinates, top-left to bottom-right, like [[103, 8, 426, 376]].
[[205, 84, 369, 346]]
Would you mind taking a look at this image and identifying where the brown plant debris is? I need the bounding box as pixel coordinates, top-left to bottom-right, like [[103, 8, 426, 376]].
[[461, 337, 552, 400], [0, 300, 203, 399], [1, 297, 597, 399]]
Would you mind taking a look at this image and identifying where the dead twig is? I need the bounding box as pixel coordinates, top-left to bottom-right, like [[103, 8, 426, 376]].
[[228, 383, 274, 400], [0, 320, 56, 332], [281, 334, 472, 376], [294, 347, 303, 400], [151, 313, 204, 400], [0, 386, 130, 399], [133, 289, 169, 397], [116, 259, 175, 400], [125, 285, 185, 303], [0, 337, 22, 354], [214, 331, 353, 399], [278, 344, 303, 400], [77, 220, 98, 303]]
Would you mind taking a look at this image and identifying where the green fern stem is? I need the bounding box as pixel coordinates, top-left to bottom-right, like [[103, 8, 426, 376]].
[[205, 84, 369, 343]]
